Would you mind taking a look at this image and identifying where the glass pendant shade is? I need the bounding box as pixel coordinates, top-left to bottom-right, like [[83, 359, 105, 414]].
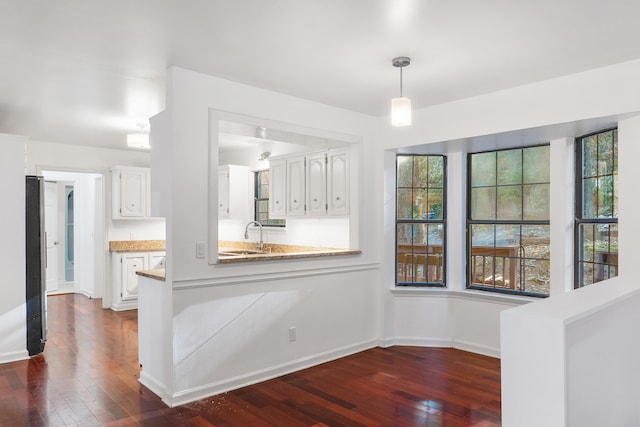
[[127, 133, 150, 149], [391, 96, 412, 127]]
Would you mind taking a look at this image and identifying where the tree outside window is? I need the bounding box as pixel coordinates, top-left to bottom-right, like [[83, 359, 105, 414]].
[[396, 155, 446, 286], [467, 145, 550, 296], [575, 129, 618, 287]]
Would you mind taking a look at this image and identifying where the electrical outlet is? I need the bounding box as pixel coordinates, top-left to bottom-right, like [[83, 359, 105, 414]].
[[196, 242, 205, 259], [289, 326, 297, 342]]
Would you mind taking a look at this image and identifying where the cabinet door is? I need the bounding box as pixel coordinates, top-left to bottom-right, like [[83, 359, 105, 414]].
[[327, 148, 349, 215], [121, 254, 146, 301], [218, 168, 230, 218], [286, 156, 306, 216], [306, 152, 327, 216], [149, 252, 166, 270], [119, 170, 147, 217], [269, 159, 286, 219]]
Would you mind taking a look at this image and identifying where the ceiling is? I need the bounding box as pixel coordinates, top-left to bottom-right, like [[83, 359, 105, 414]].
[[2, 0, 640, 150]]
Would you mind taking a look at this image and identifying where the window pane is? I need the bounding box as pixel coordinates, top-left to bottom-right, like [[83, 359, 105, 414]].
[[428, 156, 444, 187], [597, 131, 614, 176], [582, 136, 598, 178], [582, 178, 597, 219], [523, 259, 550, 295], [426, 223, 444, 247], [397, 189, 413, 219], [496, 186, 522, 220], [523, 184, 550, 220], [497, 149, 522, 185], [471, 152, 496, 187], [471, 187, 496, 220], [397, 156, 413, 187], [523, 146, 550, 184], [413, 157, 429, 187], [414, 188, 428, 219], [427, 189, 443, 220], [597, 176, 613, 217]]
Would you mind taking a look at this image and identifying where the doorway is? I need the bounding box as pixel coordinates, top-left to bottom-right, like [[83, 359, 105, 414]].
[[42, 170, 105, 299]]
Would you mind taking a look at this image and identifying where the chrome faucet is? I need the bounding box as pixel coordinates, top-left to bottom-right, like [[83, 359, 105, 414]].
[[244, 221, 264, 251]]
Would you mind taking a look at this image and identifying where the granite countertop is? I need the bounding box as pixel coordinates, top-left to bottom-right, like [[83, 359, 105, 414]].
[[109, 240, 166, 252], [135, 269, 166, 281], [217, 240, 361, 263]]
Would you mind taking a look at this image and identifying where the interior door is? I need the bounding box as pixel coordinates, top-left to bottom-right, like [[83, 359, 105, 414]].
[[44, 181, 59, 293]]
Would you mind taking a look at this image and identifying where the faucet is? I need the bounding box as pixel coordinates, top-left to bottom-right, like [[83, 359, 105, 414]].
[[244, 221, 264, 251]]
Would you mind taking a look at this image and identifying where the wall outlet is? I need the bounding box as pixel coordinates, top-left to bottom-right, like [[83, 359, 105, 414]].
[[196, 242, 205, 259], [289, 326, 297, 342]]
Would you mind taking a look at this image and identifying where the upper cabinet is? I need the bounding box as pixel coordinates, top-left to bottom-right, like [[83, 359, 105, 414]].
[[269, 159, 286, 219], [269, 148, 349, 218], [112, 166, 151, 219], [327, 148, 349, 216], [218, 165, 249, 219]]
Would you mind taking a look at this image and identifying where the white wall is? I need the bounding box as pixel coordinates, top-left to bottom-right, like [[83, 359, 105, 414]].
[[382, 59, 640, 358], [0, 134, 28, 363], [146, 66, 381, 406]]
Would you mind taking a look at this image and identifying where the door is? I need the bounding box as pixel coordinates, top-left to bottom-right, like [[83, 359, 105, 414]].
[[327, 148, 349, 215], [287, 156, 306, 216], [121, 253, 146, 300], [306, 152, 327, 216], [269, 159, 286, 218], [44, 181, 59, 293], [119, 169, 147, 217]]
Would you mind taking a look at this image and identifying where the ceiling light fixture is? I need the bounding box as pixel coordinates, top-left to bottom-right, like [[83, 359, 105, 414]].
[[127, 123, 150, 149], [257, 151, 271, 169], [391, 56, 412, 127]]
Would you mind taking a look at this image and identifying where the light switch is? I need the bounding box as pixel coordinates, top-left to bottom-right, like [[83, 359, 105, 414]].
[[196, 242, 205, 259]]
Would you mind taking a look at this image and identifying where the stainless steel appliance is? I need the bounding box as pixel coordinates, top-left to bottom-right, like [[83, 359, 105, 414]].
[[26, 175, 47, 356]]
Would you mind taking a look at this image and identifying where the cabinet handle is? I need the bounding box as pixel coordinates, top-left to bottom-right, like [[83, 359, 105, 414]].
[[313, 198, 318, 202], [219, 203, 223, 207], [293, 199, 297, 203], [336, 197, 341, 201], [275, 201, 279, 204]]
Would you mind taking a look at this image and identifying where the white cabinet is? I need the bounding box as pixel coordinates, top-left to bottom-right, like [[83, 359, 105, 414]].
[[286, 156, 306, 217], [112, 166, 151, 219], [269, 159, 286, 219], [269, 149, 349, 218], [112, 251, 165, 311], [327, 148, 349, 216], [218, 165, 249, 219]]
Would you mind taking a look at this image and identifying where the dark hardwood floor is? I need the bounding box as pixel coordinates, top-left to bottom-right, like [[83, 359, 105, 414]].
[[0, 294, 502, 426]]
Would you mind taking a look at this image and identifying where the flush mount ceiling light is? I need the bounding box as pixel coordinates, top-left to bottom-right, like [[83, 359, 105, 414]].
[[127, 123, 150, 149], [257, 151, 271, 169], [391, 56, 412, 127]]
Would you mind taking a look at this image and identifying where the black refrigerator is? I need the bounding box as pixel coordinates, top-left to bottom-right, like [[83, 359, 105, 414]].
[[25, 175, 47, 356]]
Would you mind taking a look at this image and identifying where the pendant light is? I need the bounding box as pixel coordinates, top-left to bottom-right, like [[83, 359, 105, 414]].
[[391, 56, 412, 127]]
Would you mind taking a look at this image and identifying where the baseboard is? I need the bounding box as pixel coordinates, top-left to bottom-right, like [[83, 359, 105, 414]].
[[452, 339, 500, 358], [139, 371, 172, 404], [388, 336, 454, 348], [383, 336, 500, 358], [167, 339, 378, 407], [110, 300, 138, 311], [0, 350, 29, 364]]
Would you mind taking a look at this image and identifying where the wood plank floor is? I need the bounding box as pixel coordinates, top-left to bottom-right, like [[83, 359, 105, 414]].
[[0, 294, 502, 426]]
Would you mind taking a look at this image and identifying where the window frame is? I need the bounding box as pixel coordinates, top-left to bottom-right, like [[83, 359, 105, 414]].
[[254, 170, 286, 228], [574, 127, 618, 288], [395, 154, 447, 287], [466, 144, 551, 297]]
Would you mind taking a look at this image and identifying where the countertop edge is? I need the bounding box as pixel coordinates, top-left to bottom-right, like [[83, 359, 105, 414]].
[[217, 249, 362, 263], [136, 269, 166, 281]]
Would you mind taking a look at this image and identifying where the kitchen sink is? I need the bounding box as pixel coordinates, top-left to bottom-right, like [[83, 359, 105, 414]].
[[218, 249, 264, 257]]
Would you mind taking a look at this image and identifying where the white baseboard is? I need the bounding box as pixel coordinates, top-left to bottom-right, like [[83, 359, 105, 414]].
[[453, 339, 500, 358], [167, 339, 378, 407], [383, 336, 500, 358], [110, 300, 138, 311], [139, 371, 172, 404], [0, 350, 29, 364], [388, 336, 454, 348]]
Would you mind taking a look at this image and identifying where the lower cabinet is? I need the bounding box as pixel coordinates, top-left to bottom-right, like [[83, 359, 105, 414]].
[[111, 251, 165, 311]]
